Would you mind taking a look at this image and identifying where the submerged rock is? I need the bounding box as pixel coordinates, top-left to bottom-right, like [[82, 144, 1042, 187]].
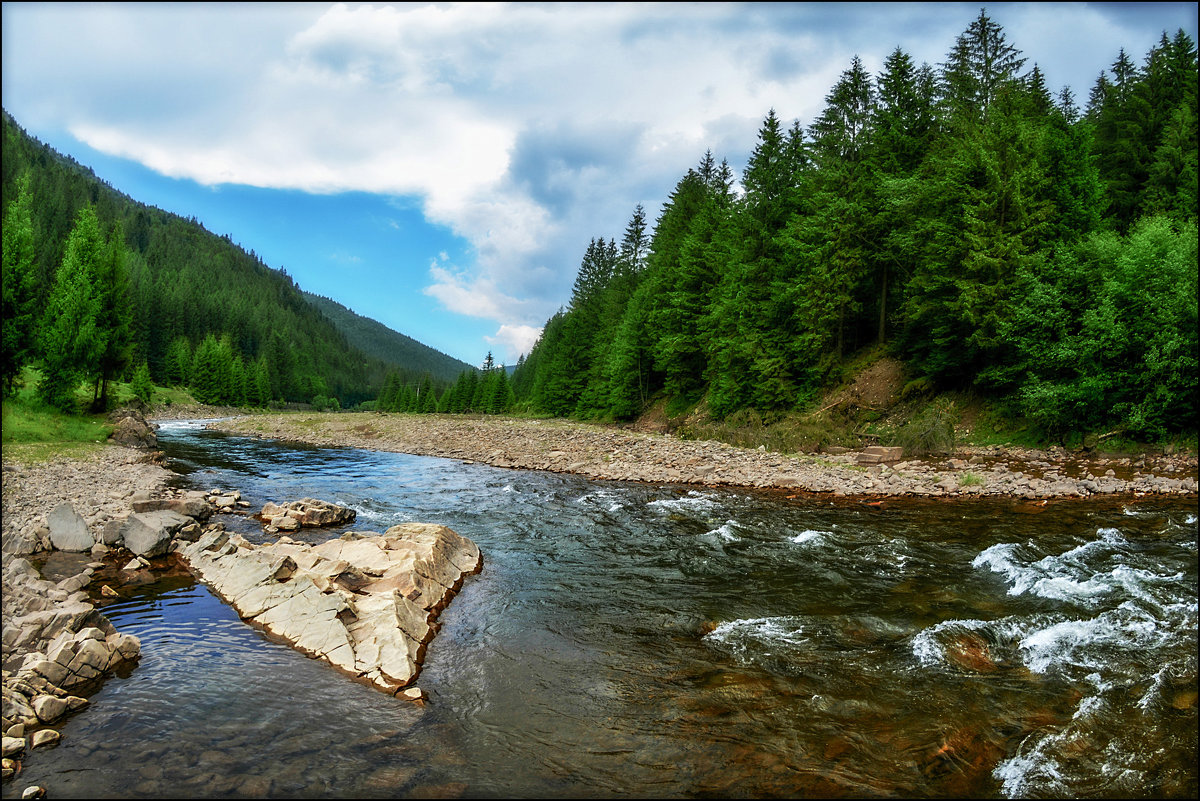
[[179, 523, 481, 695]]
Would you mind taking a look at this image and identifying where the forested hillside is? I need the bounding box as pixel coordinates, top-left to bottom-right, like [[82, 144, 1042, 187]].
[[513, 12, 1198, 443], [302, 291, 473, 384], [2, 110, 452, 410]]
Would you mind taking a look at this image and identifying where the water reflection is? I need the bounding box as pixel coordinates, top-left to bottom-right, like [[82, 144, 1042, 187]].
[[6, 421, 1196, 798]]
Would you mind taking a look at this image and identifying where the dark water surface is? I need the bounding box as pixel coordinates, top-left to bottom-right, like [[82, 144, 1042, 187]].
[[7, 420, 1197, 798]]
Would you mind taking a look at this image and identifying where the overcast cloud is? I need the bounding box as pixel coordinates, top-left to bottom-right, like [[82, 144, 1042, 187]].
[[3, 2, 1196, 361]]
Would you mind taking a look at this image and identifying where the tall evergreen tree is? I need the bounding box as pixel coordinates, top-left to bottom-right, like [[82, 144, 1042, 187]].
[[2, 173, 38, 395], [91, 219, 133, 410], [38, 206, 105, 410]]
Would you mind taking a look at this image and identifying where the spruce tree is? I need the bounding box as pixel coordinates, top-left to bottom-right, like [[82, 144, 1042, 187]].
[[39, 206, 105, 411], [2, 174, 38, 395]]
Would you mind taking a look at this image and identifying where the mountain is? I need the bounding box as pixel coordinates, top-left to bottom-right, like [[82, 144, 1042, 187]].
[[302, 291, 474, 383], [2, 109, 466, 406]]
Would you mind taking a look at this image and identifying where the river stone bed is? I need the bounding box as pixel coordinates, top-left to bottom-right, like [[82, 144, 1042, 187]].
[[211, 412, 1199, 499]]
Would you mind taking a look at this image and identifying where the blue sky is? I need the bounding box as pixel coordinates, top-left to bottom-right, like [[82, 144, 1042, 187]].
[[3, 2, 1196, 366]]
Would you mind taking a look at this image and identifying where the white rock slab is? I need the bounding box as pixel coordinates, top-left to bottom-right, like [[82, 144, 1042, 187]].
[[179, 524, 481, 695]]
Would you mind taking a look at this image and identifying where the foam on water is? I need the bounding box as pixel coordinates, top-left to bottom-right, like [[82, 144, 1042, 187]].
[[788, 529, 829, 546], [706, 521, 740, 542], [648, 490, 722, 514], [578, 489, 623, 512], [971, 527, 1154, 606], [703, 616, 810, 659]]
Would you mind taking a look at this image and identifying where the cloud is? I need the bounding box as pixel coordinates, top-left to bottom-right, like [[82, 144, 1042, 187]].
[[423, 263, 540, 324], [484, 324, 543, 364]]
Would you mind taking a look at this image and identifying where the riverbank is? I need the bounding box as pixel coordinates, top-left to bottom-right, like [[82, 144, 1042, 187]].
[[1, 446, 173, 788], [209, 412, 1198, 500]]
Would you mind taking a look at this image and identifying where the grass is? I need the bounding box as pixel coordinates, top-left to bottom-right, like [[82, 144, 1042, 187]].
[[2, 395, 113, 463], [958, 472, 985, 487], [1, 366, 199, 463]]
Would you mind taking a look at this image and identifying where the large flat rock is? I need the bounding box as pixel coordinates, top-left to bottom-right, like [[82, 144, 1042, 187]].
[[178, 524, 481, 695]]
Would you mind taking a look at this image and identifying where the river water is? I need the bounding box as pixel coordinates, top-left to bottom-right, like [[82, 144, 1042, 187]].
[[6, 420, 1197, 798]]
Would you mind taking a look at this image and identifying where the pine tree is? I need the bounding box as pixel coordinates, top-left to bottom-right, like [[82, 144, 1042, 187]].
[[91, 220, 133, 410], [940, 8, 1027, 125], [129, 360, 154, 405], [2, 174, 38, 395], [38, 206, 105, 411], [165, 336, 192, 386], [619, 204, 650, 274]]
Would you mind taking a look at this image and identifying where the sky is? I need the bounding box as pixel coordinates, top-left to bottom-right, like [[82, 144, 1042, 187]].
[[2, 2, 1196, 366]]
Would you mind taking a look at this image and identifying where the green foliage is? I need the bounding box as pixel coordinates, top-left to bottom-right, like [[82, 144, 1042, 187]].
[[958, 472, 985, 487], [129, 360, 154, 404], [38, 205, 105, 411], [311, 394, 340, 412], [894, 398, 959, 456], [2, 173, 38, 395], [508, 21, 1197, 446]]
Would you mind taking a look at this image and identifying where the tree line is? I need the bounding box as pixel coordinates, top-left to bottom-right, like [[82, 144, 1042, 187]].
[[373, 351, 514, 415], [511, 11, 1198, 442]]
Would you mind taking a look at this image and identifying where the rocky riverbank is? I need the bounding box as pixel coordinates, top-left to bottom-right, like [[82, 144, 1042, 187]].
[[1, 446, 173, 786], [210, 412, 1199, 500], [2, 429, 485, 792]]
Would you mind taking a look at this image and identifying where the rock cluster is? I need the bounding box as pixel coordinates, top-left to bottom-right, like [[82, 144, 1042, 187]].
[[179, 523, 481, 696], [2, 556, 141, 777], [259, 498, 357, 533]]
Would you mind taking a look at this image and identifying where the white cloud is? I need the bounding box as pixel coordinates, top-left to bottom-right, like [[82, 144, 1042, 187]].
[[485, 324, 543, 364]]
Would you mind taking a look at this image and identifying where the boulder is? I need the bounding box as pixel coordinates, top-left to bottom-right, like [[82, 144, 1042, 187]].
[[855, 446, 904, 465], [32, 694, 68, 724], [47, 504, 94, 552], [120, 510, 191, 557], [179, 524, 481, 696], [109, 414, 157, 449], [30, 729, 61, 749]]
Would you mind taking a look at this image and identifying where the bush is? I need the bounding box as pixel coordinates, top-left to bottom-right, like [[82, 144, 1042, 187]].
[[311, 394, 341, 412], [894, 398, 958, 456]]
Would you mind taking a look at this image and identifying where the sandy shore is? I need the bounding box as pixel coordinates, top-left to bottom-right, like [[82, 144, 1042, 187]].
[[207, 412, 1198, 500]]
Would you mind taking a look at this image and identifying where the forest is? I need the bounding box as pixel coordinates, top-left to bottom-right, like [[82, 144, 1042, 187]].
[[511, 11, 1198, 443], [1, 110, 471, 411]]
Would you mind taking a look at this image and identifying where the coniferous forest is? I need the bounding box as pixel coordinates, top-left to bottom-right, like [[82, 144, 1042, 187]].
[[512, 12, 1198, 442], [1, 110, 472, 412]]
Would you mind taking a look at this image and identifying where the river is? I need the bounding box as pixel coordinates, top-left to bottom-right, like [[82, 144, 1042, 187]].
[[7, 420, 1197, 798]]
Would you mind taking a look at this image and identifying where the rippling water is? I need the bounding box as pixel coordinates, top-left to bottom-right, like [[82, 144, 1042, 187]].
[[7, 420, 1196, 798]]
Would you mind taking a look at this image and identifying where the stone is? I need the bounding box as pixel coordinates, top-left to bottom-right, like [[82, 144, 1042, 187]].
[[856, 446, 904, 465], [1, 737, 23, 758], [258, 498, 356, 529], [121, 510, 191, 557], [47, 503, 94, 552], [180, 524, 480, 695], [21, 786, 46, 800], [109, 412, 157, 449], [31, 694, 68, 724], [30, 729, 60, 749]]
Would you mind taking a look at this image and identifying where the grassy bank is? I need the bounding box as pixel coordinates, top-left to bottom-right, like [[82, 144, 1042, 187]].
[[1, 367, 196, 463]]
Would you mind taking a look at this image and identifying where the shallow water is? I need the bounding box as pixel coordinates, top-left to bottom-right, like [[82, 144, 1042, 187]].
[[7, 420, 1197, 798]]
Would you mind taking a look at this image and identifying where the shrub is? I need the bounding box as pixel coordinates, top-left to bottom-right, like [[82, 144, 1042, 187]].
[[895, 398, 958, 456]]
